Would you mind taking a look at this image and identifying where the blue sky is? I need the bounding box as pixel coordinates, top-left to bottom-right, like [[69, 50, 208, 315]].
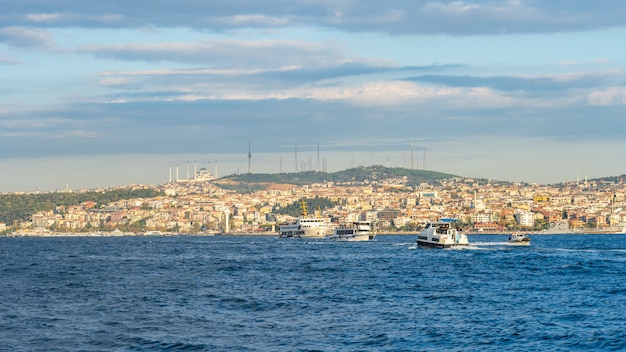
[[2, 1, 626, 192]]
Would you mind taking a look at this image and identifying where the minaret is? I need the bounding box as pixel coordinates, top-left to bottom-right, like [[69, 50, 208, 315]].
[[176, 164, 179, 182], [186, 160, 190, 180], [169, 165, 172, 183]]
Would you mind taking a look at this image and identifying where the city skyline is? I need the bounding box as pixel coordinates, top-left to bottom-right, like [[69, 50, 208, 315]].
[[2, 1, 626, 192]]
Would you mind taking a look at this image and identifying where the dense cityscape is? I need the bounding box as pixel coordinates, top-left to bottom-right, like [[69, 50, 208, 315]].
[[2, 166, 626, 236]]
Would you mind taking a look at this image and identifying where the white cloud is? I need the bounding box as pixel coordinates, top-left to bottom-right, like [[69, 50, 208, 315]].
[[588, 87, 626, 106], [556, 58, 612, 66], [213, 14, 290, 26], [98, 77, 134, 87], [421, 1, 482, 15], [80, 39, 347, 67], [26, 13, 63, 22], [99, 66, 304, 77], [96, 79, 528, 109], [0, 26, 54, 47]]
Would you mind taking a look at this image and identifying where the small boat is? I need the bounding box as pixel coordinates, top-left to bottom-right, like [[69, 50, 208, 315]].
[[508, 232, 531, 245], [416, 219, 469, 248], [330, 221, 375, 241]]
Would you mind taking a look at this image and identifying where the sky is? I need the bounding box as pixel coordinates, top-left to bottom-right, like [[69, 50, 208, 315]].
[[2, 0, 626, 192]]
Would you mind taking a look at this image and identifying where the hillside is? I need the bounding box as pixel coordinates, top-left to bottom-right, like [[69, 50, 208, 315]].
[[214, 165, 460, 193], [0, 188, 161, 225]]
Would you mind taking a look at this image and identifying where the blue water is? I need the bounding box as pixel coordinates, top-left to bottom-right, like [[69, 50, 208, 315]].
[[1, 234, 625, 351]]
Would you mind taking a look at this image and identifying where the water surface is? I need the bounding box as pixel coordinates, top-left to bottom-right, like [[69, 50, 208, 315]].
[[1, 234, 625, 351]]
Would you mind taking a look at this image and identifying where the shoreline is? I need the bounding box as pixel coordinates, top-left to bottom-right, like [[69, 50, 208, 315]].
[[4, 230, 626, 237]]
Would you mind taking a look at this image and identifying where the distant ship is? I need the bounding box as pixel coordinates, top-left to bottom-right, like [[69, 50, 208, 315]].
[[416, 218, 469, 248], [278, 200, 329, 238], [330, 221, 375, 241]]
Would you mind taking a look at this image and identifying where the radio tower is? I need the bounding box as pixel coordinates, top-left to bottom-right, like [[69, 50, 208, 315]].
[[294, 144, 298, 173], [316, 140, 320, 172], [248, 139, 252, 174]]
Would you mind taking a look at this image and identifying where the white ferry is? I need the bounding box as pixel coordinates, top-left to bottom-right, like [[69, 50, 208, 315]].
[[330, 221, 375, 241], [278, 200, 329, 238], [416, 219, 469, 248]]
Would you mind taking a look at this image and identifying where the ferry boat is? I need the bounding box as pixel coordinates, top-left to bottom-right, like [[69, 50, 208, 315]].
[[508, 232, 531, 245], [416, 219, 469, 248], [278, 200, 329, 238], [330, 221, 375, 241]]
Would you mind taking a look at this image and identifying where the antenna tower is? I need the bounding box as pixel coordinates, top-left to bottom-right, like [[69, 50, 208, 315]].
[[248, 139, 252, 174]]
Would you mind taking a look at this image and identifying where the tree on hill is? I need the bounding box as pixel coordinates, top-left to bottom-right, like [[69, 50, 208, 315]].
[[273, 197, 338, 217]]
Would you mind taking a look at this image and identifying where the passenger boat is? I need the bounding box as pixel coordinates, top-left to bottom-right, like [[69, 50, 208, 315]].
[[416, 219, 469, 248], [508, 232, 531, 245], [330, 221, 375, 241], [278, 200, 329, 238]]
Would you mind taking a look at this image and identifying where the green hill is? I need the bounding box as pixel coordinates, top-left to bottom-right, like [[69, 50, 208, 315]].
[[216, 165, 458, 192]]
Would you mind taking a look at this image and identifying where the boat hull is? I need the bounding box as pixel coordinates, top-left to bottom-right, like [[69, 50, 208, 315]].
[[417, 239, 468, 249], [331, 234, 375, 242], [508, 238, 531, 245]]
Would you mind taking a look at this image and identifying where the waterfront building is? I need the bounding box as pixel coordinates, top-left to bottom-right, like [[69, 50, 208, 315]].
[[515, 210, 535, 227]]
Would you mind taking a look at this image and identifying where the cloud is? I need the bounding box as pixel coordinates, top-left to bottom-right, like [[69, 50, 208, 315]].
[[92, 65, 623, 112], [93, 77, 521, 108], [556, 58, 611, 66], [2, 95, 626, 163], [0, 55, 18, 64], [0, 26, 54, 47], [79, 39, 348, 67], [94, 63, 458, 95], [26, 13, 64, 23], [2, 1, 626, 35], [97, 77, 135, 88], [405, 72, 623, 93], [588, 87, 626, 105], [212, 14, 291, 27]]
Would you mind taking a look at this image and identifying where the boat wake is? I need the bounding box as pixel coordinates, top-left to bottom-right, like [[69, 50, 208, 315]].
[[446, 245, 488, 250], [472, 241, 532, 247], [471, 241, 504, 246]]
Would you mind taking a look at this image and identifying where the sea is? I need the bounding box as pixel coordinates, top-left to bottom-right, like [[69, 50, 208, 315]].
[[1, 234, 625, 351]]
